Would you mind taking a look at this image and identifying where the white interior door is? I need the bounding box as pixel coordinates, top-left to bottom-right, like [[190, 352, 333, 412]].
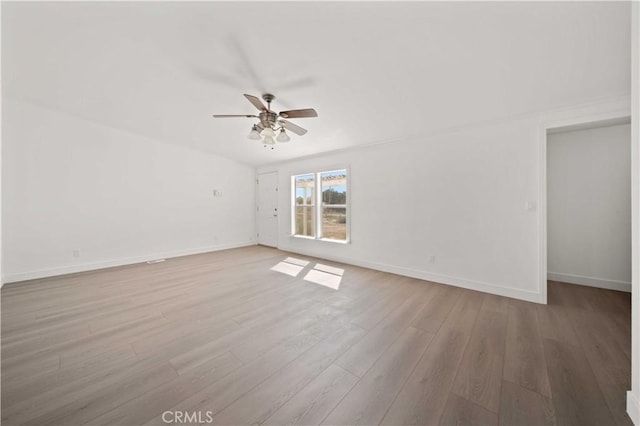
[[257, 172, 278, 247]]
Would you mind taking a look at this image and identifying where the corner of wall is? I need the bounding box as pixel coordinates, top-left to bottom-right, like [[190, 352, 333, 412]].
[[629, 1, 640, 424], [629, 391, 639, 426]]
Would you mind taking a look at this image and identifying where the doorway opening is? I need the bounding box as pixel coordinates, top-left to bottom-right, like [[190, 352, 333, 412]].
[[545, 116, 632, 296]]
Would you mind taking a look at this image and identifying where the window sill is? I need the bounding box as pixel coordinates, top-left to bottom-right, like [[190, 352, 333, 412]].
[[290, 235, 350, 244], [290, 234, 315, 240]]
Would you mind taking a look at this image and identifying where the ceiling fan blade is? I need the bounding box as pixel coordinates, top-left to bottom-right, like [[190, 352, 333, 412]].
[[244, 94, 267, 111], [280, 119, 308, 136], [212, 114, 257, 118], [278, 108, 318, 119]]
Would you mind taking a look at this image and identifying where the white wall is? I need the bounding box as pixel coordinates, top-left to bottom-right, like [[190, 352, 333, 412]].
[[547, 123, 631, 292], [0, 4, 3, 289], [259, 98, 630, 304], [628, 2, 639, 424], [263, 118, 542, 301], [2, 97, 256, 283]]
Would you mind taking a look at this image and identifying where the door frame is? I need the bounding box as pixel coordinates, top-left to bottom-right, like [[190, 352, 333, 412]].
[[538, 108, 632, 304], [256, 170, 279, 248]]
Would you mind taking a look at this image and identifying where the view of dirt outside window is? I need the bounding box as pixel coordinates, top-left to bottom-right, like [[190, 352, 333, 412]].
[[293, 169, 348, 241]]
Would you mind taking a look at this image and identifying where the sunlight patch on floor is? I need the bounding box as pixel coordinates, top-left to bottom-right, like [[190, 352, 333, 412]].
[[284, 257, 310, 267], [270, 261, 304, 277], [304, 263, 343, 290], [313, 263, 344, 276], [270, 257, 343, 289]]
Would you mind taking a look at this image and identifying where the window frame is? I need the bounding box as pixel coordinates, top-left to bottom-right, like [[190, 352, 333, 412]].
[[291, 166, 350, 244], [292, 173, 316, 239]]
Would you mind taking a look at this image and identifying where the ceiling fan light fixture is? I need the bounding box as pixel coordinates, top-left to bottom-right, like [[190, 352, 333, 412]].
[[213, 93, 318, 150], [248, 125, 261, 140], [276, 129, 290, 143], [260, 127, 275, 138]]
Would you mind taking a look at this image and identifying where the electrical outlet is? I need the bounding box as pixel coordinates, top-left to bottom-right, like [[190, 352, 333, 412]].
[[429, 255, 436, 264], [72, 249, 80, 258]]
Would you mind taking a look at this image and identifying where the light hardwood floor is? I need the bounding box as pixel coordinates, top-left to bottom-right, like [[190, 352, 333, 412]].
[[1, 245, 633, 425]]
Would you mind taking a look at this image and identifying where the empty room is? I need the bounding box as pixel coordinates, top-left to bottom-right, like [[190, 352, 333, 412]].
[[1, 2, 639, 426]]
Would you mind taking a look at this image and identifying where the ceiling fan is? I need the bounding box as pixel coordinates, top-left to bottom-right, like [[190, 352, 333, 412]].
[[213, 93, 318, 148]]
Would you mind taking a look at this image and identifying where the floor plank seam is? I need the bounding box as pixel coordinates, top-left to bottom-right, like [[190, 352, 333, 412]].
[[451, 389, 500, 414], [496, 298, 512, 425], [573, 321, 629, 424], [533, 301, 557, 414], [199, 322, 341, 421], [332, 360, 363, 379], [316, 371, 359, 425], [434, 334, 473, 426], [377, 326, 438, 426]]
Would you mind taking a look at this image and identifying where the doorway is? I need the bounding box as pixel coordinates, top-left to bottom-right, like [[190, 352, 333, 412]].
[[257, 172, 278, 247], [546, 117, 632, 294]]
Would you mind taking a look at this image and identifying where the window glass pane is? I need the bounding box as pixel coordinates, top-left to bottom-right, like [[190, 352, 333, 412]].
[[322, 207, 346, 240], [294, 174, 315, 237], [321, 170, 347, 240], [295, 206, 315, 237]]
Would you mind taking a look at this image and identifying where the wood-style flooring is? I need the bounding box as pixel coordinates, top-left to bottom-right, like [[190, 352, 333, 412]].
[[1, 246, 633, 425]]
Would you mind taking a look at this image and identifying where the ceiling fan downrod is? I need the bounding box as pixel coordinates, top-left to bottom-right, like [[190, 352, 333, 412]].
[[262, 93, 275, 111]]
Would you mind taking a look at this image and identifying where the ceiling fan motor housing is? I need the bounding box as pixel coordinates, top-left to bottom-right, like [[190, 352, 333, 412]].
[[259, 111, 278, 128]]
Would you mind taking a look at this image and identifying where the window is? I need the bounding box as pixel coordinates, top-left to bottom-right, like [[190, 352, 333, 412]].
[[294, 174, 315, 237], [320, 170, 347, 241], [292, 168, 349, 242]]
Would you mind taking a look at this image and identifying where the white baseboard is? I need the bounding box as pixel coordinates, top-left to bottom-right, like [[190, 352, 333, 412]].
[[2, 241, 256, 284], [278, 245, 544, 304], [628, 391, 639, 426], [548, 272, 632, 292]]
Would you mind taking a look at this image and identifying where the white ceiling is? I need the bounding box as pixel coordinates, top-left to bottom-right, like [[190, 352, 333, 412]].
[[2, 1, 631, 167]]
